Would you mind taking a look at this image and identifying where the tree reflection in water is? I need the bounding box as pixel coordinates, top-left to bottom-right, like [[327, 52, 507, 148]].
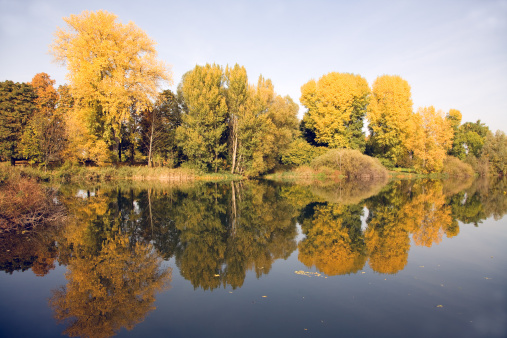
[[39, 177, 507, 336]]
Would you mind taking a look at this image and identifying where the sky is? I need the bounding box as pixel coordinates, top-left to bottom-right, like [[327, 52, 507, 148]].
[[1, 0, 506, 132]]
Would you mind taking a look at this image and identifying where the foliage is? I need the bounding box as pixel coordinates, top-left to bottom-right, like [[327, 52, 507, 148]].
[[411, 106, 454, 173], [300, 72, 370, 151], [176, 64, 228, 172], [20, 73, 67, 167], [281, 138, 326, 166], [311, 149, 388, 179], [140, 89, 182, 167], [482, 130, 507, 176], [0, 80, 37, 164], [442, 156, 475, 178], [449, 120, 490, 160], [0, 174, 65, 232], [367, 75, 415, 166], [51, 10, 171, 162]]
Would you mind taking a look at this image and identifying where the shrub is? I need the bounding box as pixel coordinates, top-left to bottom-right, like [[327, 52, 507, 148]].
[[311, 149, 388, 180], [0, 176, 65, 232], [281, 138, 326, 166], [442, 156, 475, 178]]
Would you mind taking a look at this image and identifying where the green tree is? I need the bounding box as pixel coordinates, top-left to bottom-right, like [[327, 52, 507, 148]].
[[225, 64, 249, 174], [20, 73, 66, 168], [300, 72, 370, 151], [452, 120, 490, 160], [140, 89, 181, 167], [176, 64, 228, 172], [482, 130, 507, 176], [0, 81, 37, 165]]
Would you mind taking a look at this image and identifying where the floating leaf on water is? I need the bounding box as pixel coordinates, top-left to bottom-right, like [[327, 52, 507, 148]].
[[262, 296, 267, 298], [436, 305, 444, 308], [484, 277, 492, 280], [419, 266, 424, 268]]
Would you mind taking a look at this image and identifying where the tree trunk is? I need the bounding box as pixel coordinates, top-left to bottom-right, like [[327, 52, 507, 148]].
[[230, 116, 238, 174], [148, 112, 155, 167], [10, 157, 15, 166]]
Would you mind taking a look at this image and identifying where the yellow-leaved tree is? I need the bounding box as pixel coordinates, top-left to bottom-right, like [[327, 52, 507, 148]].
[[411, 106, 454, 173], [367, 75, 415, 167], [300, 72, 370, 151], [50, 10, 171, 163]]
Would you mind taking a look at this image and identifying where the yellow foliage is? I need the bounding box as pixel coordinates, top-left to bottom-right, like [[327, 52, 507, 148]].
[[300, 72, 370, 150], [51, 10, 171, 149], [411, 106, 454, 173], [367, 75, 415, 165]]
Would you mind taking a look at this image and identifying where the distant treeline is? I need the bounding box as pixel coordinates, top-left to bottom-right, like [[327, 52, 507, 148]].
[[0, 10, 505, 176]]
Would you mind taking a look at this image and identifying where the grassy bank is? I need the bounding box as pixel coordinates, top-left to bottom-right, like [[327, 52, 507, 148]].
[[0, 162, 244, 184]]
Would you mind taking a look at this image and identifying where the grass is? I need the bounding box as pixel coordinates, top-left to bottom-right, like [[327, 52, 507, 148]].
[[0, 162, 244, 184]]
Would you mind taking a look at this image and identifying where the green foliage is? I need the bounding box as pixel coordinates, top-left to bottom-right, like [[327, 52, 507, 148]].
[[0, 81, 37, 164], [140, 89, 182, 167], [450, 120, 490, 160], [311, 149, 388, 179], [482, 130, 507, 176], [176, 64, 228, 172], [281, 138, 326, 166], [442, 156, 475, 178]]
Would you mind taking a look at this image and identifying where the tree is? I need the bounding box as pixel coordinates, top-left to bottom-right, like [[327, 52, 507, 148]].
[[225, 64, 249, 174], [411, 106, 454, 173], [367, 75, 415, 166], [0, 81, 37, 165], [50, 10, 171, 163], [20, 73, 66, 168], [300, 72, 370, 151], [140, 89, 181, 167], [176, 64, 228, 172], [233, 76, 299, 176], [450, 120, 490, 160], [482, 130, 507, 176]]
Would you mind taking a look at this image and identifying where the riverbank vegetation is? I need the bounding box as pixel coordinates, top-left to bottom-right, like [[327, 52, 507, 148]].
[[0, 10, 505, 182]]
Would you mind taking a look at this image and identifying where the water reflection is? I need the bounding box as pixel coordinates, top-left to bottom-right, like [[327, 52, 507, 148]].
[[7, 177, 504, 337]]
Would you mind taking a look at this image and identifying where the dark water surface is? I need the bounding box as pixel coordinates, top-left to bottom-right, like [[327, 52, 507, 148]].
[[1, 178, 506, 337]]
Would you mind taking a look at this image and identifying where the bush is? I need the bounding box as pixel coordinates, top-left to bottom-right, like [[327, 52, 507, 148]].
[[0, 176, 65, 232], [442, 156, 475, 178], [311, 149, 388, 180], [281, 138, 327, 166]]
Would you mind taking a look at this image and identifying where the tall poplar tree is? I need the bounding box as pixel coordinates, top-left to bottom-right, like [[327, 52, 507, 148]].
[[367, 75, 415, 166], [176, 64, 228, 172]]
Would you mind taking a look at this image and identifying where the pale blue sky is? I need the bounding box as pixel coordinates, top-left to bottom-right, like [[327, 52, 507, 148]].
[[1, 0, 506, 132]]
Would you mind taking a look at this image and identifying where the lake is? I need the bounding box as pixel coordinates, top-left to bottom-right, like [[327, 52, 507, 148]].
[[0, 178, 506, 337]]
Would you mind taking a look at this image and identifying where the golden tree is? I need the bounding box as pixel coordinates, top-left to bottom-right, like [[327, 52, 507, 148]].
[[367, 75, 415, 166], [51, 10, 171, 162], [411, 106, 454, 173], [300, 72, 370, 150]]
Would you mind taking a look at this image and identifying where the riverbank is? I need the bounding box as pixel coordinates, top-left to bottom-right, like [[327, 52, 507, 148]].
[[0, 162, 243, 184]]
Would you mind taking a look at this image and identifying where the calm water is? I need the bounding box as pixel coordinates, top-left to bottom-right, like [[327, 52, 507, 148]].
[[0, 178, 506, 338]]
